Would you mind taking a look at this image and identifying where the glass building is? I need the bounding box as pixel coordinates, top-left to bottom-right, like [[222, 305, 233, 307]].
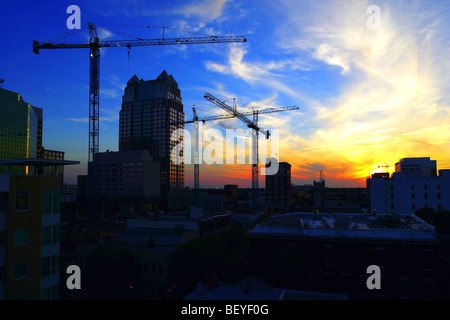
[[0, 88, 42, 174], [119, 71, 185, 205]]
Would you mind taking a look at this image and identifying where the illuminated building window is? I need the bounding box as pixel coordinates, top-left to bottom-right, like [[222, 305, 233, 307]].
[[15, 191, 29, 211]]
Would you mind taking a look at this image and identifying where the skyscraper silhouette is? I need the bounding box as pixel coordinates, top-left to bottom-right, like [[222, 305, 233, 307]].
[[119, 71, 185, 207]]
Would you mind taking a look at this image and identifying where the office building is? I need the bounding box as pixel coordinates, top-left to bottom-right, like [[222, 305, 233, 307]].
[[367, 157, 450, 214], [0, 88, 43, 174], [40, 148, 65, 177], [119, 71, 185, 206], [0, 158, 79, 300], [313, 188, 367, 213], [265, 161, 293, 213], [90, 150, 161, 216], [248, 211, 450, 299]]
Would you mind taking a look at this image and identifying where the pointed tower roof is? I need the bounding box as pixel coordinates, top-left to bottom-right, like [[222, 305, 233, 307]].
[[157, 70, 169, 80], [127, 74, 141, 86]]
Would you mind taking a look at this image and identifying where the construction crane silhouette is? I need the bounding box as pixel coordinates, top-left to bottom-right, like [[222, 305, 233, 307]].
[[33, 22, 246, 163], [33, 22, 246, 224], [172, 103, 299, 208], [203, 93, 299, 214], [378, 163, 390, 171]]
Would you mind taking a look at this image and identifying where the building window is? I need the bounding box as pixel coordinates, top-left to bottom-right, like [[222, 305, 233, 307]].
[[43, 190, 61, 215], [13, 229, 28, 246], [438, 204, 442, 210], [41, 257, 51, 277], [15, 191, 29, 211], [424, 193, 428, 199], [13, 262, 27, 280], [40, 288, 50, 300], [437, 193, 441, 199], [437, 184, 440, 190], [424, 184, 427, 190], [412, 204, 416, 210], [42, 226, 60, 246], [42, 226, 51, 246], [411, 185, 415, 190], [411, 193, 415, 199]]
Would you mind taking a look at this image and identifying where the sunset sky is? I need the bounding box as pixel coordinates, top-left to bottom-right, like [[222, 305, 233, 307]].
[[1, 0, 449, 188]]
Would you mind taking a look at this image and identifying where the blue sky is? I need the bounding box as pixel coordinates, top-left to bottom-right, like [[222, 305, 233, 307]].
[[1, 0, 449, 187]]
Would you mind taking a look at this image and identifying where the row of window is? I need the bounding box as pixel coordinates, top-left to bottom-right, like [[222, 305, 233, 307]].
[[391, 184, 441, 190], [13, 226, 60, 246], [12, 254, 59, 280], [14, 190, 60, 213], [391, 203, 443, 211]]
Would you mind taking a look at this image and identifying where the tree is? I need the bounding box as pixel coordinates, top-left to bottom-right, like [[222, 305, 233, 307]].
[[167, 227, 250, 299], [415, 207, 450, 234]]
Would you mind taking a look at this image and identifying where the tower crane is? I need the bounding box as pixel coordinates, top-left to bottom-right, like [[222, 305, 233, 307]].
[[188, 93, 299, 213], [33, 22, 247, 163], [33, 22, 246, 224], [171, 103, 299, 209]]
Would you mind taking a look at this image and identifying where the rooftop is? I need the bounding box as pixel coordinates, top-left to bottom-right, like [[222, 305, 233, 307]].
[[248, 212, 437, 243], [184, 276, 347, 300]]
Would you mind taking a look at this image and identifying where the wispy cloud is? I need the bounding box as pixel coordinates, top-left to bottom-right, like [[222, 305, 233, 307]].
[[203, 0, 450, 185], [273, 0, 450, 183], [172, 0, 230, 22], [100, 88, 121, 98], [66, 105, 120, 123]]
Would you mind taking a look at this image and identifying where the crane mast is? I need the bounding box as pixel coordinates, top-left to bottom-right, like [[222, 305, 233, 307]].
[[33, 23, 246, 163], [33, 23, 246, 224], [88, 23, 100, 163], [171, 104, 299, 209], [202, 93, 299, 214]]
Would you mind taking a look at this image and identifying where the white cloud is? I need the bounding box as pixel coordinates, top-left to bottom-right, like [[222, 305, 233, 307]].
[[270, 0, 450, 180], [173, 0, 230, 22]]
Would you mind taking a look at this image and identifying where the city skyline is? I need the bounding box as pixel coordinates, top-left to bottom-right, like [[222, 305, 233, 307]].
[[1, 0, 449, 188]]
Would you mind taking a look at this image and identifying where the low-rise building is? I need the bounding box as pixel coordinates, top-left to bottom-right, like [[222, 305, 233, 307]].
[[248, 211, 449, 299], [367, 157, 450, 214]]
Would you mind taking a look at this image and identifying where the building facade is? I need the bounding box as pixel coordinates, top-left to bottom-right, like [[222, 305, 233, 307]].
[[265, 161, 293, 213], [0, 88, 43, 174], [119, 71, 185, 206], [0, 159, 78, 300], [90, 150, 161, 216], [248, 212, 450, 299], [367, 157, 450, 215]]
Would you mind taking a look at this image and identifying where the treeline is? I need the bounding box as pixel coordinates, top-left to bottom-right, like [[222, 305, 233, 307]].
[[415, 207, 450, 234]]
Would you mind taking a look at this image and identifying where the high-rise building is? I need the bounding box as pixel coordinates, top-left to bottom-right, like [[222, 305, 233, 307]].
[[367, 157, 450, 214], [0, 158, 79, 300], [119, 71, 185, 206], [265, 161, 293, 213], [0, 88, 43, 174]]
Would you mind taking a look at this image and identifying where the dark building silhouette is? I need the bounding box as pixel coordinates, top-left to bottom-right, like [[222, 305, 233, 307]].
[[248, 212, 450, 299], [119, 71, 185, 208], [265, 161, 293, 213], [90, 150, 160, 216]]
